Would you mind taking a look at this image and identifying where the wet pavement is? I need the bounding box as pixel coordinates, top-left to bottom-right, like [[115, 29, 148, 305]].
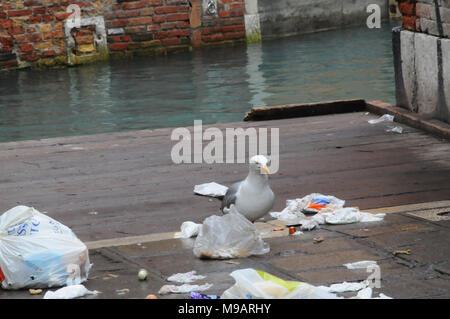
[[2, 202, 449, 299]]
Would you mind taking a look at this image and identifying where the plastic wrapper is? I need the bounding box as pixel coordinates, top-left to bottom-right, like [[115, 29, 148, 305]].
[[194, 182, 228, 198], [190, 291, 220, 299], [167, 271, 206, 283], [193, 206, 269, 259], [43, 284, 99, 299], [221, 269, 339, 299], [0, 206, 91, 290]]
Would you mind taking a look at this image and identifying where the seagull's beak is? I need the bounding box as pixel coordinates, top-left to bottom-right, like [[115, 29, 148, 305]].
[[261, 165, 270, 175]]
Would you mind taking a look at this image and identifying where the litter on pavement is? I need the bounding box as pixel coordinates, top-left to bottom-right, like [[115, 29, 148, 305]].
[[0, 206, 91, 289], [270, 193, 345, 221], [43, 284, 99, 299], [270, 194, 385, 230], [317, 281, 368, 293], [221, 268, 339, 299], [386, 126, 403, 134], [221, 268, 392, 299], [174, 221, 202, 239], [167, 271, 206, 283], [159, 283, 213, 295], [190, 291, 220, 299], [194, 182, 228, 198], [193, 206, 270, 259], [344, 260, 378, 270], [368, 114, 394, 124]]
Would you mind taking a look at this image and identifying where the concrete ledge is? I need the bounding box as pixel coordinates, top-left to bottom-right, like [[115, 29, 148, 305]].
[[366, 100, 450, 140], [244, 98, 450, 140]]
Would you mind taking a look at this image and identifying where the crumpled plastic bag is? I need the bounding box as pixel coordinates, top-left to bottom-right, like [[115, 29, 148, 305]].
[[221, 269, 339, 299], [193, 206, 269, 259], [43, 284, 99, 299], [0, 206, 91, 289], [167, 271, 206, 283], [321, 208, 385, 225]]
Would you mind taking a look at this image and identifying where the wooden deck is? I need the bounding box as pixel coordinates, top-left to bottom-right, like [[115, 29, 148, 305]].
[[0, 111, 449, 242]]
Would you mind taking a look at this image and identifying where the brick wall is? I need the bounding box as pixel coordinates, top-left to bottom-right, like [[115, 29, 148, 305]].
[[0, 0, 246, 70], [397, 0, 449, 37]]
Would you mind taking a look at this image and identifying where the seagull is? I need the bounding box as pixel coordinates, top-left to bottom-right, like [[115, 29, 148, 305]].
[[221, 155, 275, 222]]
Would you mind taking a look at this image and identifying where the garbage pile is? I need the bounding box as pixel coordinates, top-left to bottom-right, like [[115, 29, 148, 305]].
[[221, 268, 392, 299], [270, 193, 386, 231]]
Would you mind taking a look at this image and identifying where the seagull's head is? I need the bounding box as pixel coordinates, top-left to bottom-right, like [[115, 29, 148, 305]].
[[249, 155, 270, 175]]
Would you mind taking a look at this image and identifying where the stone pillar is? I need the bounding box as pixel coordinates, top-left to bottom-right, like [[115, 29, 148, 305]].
[[393, 0, 449, 123], [244, 0, 261, 43]]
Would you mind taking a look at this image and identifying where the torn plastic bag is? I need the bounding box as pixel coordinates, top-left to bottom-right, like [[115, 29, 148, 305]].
[[0, 206, 91, 289], [221, 269, 339, 299], [323, 208, 385, 225], [193, 206, 269, 259]]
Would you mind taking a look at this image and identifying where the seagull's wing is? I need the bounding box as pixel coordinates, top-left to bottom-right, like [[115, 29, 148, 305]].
[[221, 181, 241, 213]]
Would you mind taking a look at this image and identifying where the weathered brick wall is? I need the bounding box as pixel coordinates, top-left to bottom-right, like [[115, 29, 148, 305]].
[[398, 0, 449, 37], [0, 0, 246, 70]]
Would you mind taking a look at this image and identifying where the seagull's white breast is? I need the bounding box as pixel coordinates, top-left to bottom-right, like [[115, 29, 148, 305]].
[[235, 180, 275, 222]]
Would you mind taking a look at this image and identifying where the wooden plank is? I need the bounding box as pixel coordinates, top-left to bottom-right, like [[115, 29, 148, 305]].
[[244, 99, 366, 121]]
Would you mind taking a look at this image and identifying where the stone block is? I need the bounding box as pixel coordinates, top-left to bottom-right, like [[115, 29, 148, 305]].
[[415, 32, 439, 117]]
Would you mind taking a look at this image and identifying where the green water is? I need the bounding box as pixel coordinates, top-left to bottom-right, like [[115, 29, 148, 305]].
[[0, 22, 399, 143]]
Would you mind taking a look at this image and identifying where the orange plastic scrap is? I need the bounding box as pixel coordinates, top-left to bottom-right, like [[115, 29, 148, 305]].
[[307, 198, 330, 211]]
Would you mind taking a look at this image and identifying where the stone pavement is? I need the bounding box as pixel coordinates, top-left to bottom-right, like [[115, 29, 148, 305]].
[[2, 201, 449, 299], [0, 109, 449, 299]]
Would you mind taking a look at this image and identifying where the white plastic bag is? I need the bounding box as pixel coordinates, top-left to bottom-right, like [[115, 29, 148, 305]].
[[193, 206, 269, 259], [0, 206, 91, 289], [323, 208, 385, 225], [44, 284, 99, 299], [221, 269, 339, 299]]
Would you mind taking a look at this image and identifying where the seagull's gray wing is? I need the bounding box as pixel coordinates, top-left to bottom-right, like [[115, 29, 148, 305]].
[[221, 181, 241, 212]]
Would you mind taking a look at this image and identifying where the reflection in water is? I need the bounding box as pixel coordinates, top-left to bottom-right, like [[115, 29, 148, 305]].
[[0, 22, 399, 143]]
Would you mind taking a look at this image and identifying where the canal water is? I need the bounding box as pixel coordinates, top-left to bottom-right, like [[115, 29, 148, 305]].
[[0, 21, 400, 143]]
